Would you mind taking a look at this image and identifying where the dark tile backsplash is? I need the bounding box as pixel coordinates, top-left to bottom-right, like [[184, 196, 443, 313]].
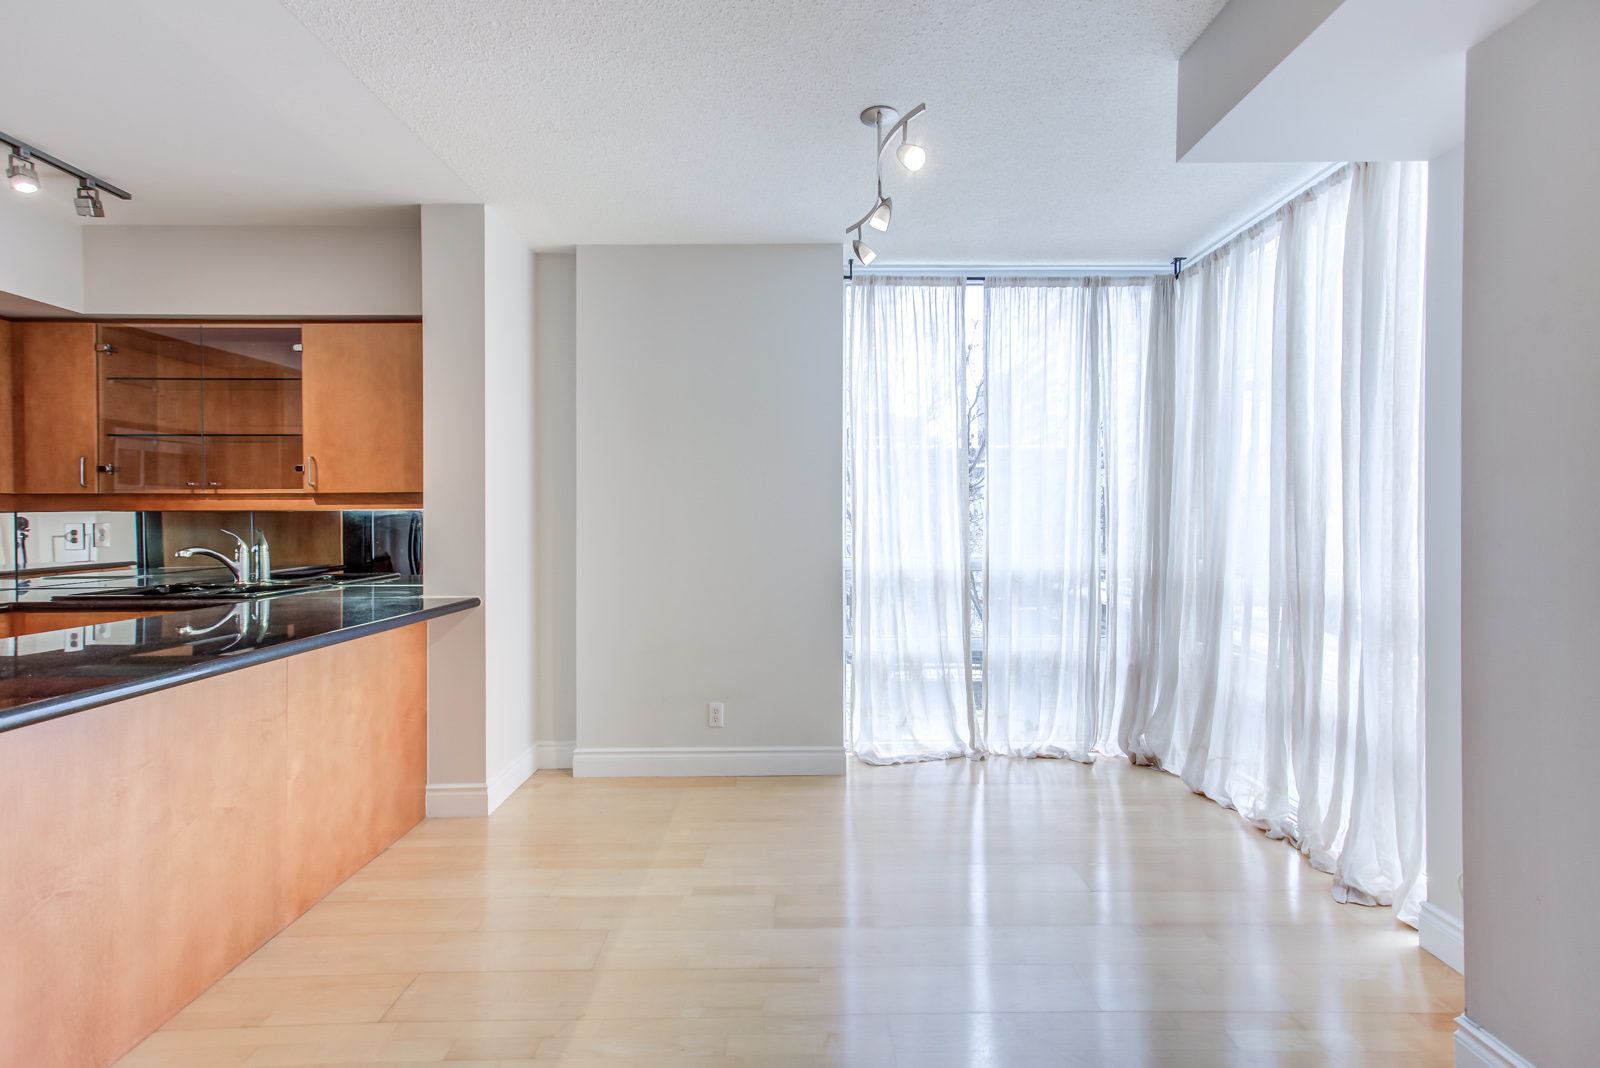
[[342, 511, 424, 575], [130, 510, 422, 575]]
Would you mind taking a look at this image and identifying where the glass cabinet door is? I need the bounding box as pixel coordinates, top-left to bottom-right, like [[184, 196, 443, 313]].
[[200, 326, 304, 491], [96, 325, 204, 492], [95, 324, 305, 493]]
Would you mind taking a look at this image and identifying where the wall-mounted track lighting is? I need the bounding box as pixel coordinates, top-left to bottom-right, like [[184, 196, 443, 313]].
[[0, 130, 130, 216], [845, 103, 926, 266], [7, 153, 39, 194]]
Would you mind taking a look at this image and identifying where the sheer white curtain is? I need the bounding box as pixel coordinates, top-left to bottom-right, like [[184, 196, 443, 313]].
[[981, 279, 1159, 760], [847, 276, 975, 763], [847, 165, 1427, 921], [1122, 163, 1428, 920]]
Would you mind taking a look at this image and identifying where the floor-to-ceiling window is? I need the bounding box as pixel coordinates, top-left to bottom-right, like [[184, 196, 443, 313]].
[[843, 162, 1429, 923]]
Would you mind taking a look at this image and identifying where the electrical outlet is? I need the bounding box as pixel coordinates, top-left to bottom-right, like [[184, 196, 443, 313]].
[[63, 523, 88, 549], [94, 523, 112, 548], [707, 702, 725, 728], [64, 630, 85, 652]]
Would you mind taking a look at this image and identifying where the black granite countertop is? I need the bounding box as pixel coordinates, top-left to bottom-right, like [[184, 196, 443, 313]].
[[0, 569, 479, 734]]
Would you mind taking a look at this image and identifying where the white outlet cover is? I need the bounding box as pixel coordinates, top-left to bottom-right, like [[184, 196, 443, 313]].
[[94, 523, 112, 547], [708, 702, 724, 727]]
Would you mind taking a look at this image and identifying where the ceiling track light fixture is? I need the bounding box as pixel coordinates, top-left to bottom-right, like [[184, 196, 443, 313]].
[[845, 103, 927, 267], [0, 130, 131, 215], [75, 181, 105, 218]]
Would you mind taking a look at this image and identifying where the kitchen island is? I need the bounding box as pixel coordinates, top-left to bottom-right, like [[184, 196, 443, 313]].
[[0, 572, 478, 1068]]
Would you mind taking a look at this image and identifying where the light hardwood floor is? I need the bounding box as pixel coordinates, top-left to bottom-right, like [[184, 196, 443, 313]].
[[114, 758, 1463, 1067]]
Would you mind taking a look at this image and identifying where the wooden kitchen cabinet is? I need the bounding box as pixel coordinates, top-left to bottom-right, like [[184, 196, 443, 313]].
[[301, 323, 423, 493], [15, 322, 98, 493]]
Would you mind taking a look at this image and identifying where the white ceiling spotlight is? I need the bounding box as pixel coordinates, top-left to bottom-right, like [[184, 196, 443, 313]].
[[846, 103, 926, 266], [1, 130, 130, 215], [852, 229, 878, 266], [868, 196, 892, 232], [7, 153, 39, 194]]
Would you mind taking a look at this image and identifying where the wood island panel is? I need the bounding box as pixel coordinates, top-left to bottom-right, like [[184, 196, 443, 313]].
[[0, 661, 288, 1068], [282, 623, 428, 920], [0, 624, 428, 1068]]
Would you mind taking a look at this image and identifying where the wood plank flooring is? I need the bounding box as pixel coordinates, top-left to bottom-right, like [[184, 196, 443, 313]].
[[113, 757, 1463, 1067]]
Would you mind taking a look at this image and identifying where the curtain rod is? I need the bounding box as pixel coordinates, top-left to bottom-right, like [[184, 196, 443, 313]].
[[844, 263, 1170, 280], [1182, 163, 1347, 267]]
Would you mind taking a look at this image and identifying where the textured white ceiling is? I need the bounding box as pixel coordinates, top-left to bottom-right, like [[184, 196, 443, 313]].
[[279, 0, 1327, 264], [4, 0, 474, 228]]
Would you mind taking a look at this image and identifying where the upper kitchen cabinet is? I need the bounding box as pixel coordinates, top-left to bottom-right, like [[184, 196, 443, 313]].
[[199, 325, 305, 492], [300, 323, 422, 494], [16, 322, 98, 494], [96, 324, 304, 492], [96, 323, 204, 492]]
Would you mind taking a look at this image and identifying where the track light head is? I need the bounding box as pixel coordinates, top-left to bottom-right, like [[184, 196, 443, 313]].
[[7, 153, 39, 194], [868, 197, 892, 232], [896, 141, 927, 172], [852, 235, 877, 266], [74, 182, 104, 218]]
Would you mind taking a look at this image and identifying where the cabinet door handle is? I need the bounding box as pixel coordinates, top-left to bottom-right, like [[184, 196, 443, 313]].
[[79, 456, 87, 488], [305, 455, 318, 491]]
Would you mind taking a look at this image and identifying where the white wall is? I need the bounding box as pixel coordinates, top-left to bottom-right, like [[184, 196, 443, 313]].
[[1419, 144, 1465, 975], [83, 225, 422, 317], [482, 213, 538, 805], [0, 197, 84, 312], [1460, 2, 1600, 1064], [0, 214, 421, 318], [573, 244, 844, 777], [1177, 0, 1343, 157], [534, 253, 577, 768]]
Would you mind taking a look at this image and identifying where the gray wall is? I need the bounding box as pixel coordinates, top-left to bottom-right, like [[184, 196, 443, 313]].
[[84, 225, 422, 317], [573, 244, 843, 773], [421, 204, 538, 814], [535, 252, 578, 764], [1462, 1, 1600, 1062], [421, 205, 489, 799], [0, 205, 423, 317], [1423, 144, 1465, 948]]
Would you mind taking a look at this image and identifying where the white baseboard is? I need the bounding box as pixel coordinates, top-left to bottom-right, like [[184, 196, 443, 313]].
[[425, 781, 487, 818], [486, 745, 537, 812], [572, 745, 847, 778], [1455, 1016, 1538, 1068], [426, 744, 539, 818], [536, 739, 575, 770], [1418, 901, 1464, 975]]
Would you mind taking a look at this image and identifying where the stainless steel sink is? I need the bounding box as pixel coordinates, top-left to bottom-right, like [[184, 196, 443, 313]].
[[44, 572, 407, 609], [47, 578, 335, 608]]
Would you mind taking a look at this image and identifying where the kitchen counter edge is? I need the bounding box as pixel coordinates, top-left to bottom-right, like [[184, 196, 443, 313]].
[[0, 595, 481, 735]]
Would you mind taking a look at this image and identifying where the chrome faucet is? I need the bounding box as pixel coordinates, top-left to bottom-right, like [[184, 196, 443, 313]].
[[174, 528, 252, 582], [253, 530, 272, 583]]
